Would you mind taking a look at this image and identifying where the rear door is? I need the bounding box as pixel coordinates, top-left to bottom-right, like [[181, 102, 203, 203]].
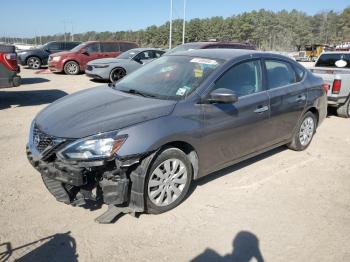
[[201, 58, 272, 172], [264, 59, 307, 143]]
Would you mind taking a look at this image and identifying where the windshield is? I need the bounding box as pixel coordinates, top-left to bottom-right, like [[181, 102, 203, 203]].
[[117, 49, 138, 59], [70, 43, 86, 52], [167, 43, 203, 54], [113, 55, 224, 100]]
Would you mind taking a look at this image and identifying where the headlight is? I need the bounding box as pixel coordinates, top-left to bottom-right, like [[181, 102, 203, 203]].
[[58, 132, 127, 160], [93, 64, 109, 68], [52, 56, 61, 62]]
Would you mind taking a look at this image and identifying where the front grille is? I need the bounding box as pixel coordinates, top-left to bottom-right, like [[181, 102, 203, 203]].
[[32, 124, 55, 153], [86, 65, 93, 71]]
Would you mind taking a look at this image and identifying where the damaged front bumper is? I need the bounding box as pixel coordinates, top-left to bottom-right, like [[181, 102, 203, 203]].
[[26, 145, 150, 219]]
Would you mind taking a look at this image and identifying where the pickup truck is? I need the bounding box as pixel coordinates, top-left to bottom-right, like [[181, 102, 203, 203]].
[[310, 52, 350, 118]]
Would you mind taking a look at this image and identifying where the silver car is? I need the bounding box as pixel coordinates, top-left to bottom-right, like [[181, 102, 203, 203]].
[[85, 48, 165, 82]]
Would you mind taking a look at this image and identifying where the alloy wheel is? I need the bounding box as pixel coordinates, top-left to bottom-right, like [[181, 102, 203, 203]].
[[147, 158, 188, 207], [27, 57, 40, 69], [66, 63, 79, 74], [111, 69, 126, 82], [299, 116, 315, 146]]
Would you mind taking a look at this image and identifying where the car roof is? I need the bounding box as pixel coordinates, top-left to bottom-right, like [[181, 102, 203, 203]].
[[183, 41, 252, 46], [166, 48, 260, 61], [84, 40, 137, 44], [128, 48, 165, 52]]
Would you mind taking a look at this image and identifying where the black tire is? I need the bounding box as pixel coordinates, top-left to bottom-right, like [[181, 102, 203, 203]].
[[145, 148, 193, 214], [287, 111, 317, 151], [109, 67, 126, 82], [26, 56, 42, 69], [336, 97, 350, 118], [12, 76, 21, 87], [64, 61, 80, 75]]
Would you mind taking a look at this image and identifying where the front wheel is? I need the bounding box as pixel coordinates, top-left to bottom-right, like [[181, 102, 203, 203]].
[[336, 97, 350, 118], [109, 68, 126, 82], [287, 111, 317, 151], [64, 61, 80, 75], [145, 148, 193, 214]]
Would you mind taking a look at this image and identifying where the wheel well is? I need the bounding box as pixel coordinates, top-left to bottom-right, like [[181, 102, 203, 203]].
[[159, 141, 199, 180], [64, 60, 79, 67], [307, 107, 319, 125]]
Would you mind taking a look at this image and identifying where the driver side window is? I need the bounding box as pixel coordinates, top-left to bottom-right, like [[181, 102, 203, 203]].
[[213, 60, 262, 97]]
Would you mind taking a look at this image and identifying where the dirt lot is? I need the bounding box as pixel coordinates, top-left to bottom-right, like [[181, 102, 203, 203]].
[[1, 67, 350, 262]]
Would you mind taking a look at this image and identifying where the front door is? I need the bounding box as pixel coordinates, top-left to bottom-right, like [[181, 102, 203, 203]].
[[200, 59, 272, 173]]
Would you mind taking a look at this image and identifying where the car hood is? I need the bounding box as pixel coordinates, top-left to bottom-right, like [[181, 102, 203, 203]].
[[35, 85, 176, 138], [88, 58, 125, 65], [50, 51, 74, 57]]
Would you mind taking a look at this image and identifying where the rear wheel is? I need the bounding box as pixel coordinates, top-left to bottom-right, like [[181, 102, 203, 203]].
[[64, 61, 80, 75], [26, 56, 41, 69], [12, 76, 21, 87], [109, 68, 126, 82], [336, 97, 350, 118], [287, 111, 317, 151], [145, 148, 192, 214]]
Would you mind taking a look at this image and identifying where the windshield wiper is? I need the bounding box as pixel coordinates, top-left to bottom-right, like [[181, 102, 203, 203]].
[[123, 89, 156, 98]]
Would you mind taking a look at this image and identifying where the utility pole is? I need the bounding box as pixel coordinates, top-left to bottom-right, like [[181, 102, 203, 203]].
[[169, 0, 173, 49], [182, 0, 186, 44], [71, 24, 74, 41]]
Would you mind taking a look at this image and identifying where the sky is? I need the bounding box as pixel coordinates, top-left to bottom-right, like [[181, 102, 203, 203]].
[[1, 0, 349, 38]]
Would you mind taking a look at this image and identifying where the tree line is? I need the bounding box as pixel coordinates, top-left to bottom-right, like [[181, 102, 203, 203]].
[[2, 7, 350, 51]]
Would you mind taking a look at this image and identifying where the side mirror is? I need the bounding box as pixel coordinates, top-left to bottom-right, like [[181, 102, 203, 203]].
[[208, 88, 238, 104], [80, 49, 89, 55]]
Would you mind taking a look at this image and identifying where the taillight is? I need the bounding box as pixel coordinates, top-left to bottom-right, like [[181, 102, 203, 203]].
[[1, 52, 18, 71], [5, 53, 17, 61], [332, 79, 342, 94], [322, 83, 329, 94]]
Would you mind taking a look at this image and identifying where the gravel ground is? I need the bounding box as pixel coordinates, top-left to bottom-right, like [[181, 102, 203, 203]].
[[0, 67, 349, 262]]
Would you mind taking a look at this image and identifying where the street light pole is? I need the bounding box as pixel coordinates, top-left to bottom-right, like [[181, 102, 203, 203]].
[[182, 0, 186, 44], [169, 0, 173, 49]]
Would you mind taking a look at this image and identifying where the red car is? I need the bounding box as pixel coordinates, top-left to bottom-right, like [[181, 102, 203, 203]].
[[48, 41, 139, 75]]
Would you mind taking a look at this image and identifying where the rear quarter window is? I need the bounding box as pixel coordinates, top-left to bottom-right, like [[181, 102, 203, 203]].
[[315, 53, 350, 68]]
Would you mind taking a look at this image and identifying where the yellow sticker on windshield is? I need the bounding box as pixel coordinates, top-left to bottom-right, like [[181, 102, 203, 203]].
[[194, 68, 203, 78]]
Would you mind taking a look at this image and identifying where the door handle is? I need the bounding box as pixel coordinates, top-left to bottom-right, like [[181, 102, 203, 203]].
[[296, 95, 306, 102], [254, 105, 269, 114]]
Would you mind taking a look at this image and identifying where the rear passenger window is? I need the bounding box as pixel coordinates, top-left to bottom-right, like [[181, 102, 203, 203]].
[[265, 60, 296, 89], [101, 43, 119, 52], [213, 60, 263, 97]]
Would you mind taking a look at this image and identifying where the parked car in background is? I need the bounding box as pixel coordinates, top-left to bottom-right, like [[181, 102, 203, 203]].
[[167, 41, 256, 54], [0, 44, 21, 88], [310, 52, 350, 118], [27, 49, 326, 222], [48, 41, 139, 75], [86, 48, 166, 82], [17, 41, 81, 69]]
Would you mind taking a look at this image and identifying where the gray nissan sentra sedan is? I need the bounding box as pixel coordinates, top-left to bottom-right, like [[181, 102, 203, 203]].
[[27, 49, 327, 222]]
